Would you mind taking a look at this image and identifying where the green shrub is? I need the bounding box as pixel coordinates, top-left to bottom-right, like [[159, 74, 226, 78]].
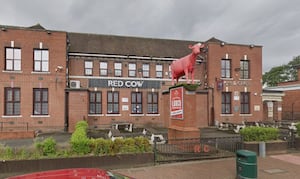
[[70, 120, 91, 154], [240, 126, 279, 142], [0, 146, 14, 160], [134, 136, 152, 152], [35, 137, 57, 156], [112, 138, 124, 154], [90, 138, 113, 155], [296, 123, 300, 136]]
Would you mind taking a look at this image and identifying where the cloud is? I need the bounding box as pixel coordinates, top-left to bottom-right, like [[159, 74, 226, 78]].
[[1, 0, 300, 72]]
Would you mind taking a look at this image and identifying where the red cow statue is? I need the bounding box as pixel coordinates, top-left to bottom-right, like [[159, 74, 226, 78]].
[[171, 43, 205, 85]]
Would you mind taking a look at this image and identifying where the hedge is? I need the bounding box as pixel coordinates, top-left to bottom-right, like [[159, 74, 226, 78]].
[[240, 126, 279, 142]]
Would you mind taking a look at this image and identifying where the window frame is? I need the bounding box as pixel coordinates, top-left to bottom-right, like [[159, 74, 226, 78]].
[[84, 61, 93, 76], [107, 91, 119, 114], [221, 59, 231, 78], [221, 92, 232, 114], [240, 92, 250, 114], [147, 92, 158, 114], [4, 87, 21, 115], [33, 49, 49, 72], [128, 63, 136, 77], [89, 91, 102, 114], [33, 88, 49, 115], [114, 62, 122, 77], [156, 64, 163, 78], [240, 60, 250, 79], [5, 47, 21, 71], [99, 61, 108, 76], [142, 63, 150, 78], [131, 92, 143, 114]]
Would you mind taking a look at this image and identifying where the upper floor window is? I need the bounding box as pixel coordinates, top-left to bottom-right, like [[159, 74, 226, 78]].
[[142, 63, 150, 78], [5, 47, 21, 71], [131, 92, 142, 114], [100, 62, 108, 76], [33, 88, 48, 115], [89, 91, 102, 114], [107, 91, 119, 114], [128, 63, 136, 77], [221, 59, 231, 78], [240, 60, 250, 79], [85, 61, 93, 75], [147, 92, 158, 114], [114, 62, 122, 77], [221, 92, 231, 114], [34, 49, 49, 72], [4, 87, 20, 115], [156, 64, 163, 78], [240, 92, 250, 114]]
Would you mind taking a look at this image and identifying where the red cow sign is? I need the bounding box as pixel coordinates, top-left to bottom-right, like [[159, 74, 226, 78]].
[[171, 43, 205, 85], [170, 86, 184, 119]]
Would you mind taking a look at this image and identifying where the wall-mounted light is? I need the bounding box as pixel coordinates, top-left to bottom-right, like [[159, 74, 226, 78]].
[[55, 65, 63, 72], [47, 31, 51, 35], [220, 42, 225, 46], [250, 44, 254, 48], [1, 27, 6, 31]]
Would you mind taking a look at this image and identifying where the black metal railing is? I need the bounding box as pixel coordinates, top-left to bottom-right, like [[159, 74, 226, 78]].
[[154, 136, 243, 163]]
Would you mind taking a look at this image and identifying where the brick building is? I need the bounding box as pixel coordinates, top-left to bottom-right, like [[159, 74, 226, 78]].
[[263, 66, 300, 121], [0, 24, 67, 132], [0, 24, 264, 132]]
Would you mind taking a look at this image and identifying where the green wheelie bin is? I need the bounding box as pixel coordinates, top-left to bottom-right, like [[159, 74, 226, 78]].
[[236, 150, 257, 179]]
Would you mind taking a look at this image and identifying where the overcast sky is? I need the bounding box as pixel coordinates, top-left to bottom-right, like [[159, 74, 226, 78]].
[[1, 0, 300, 72]]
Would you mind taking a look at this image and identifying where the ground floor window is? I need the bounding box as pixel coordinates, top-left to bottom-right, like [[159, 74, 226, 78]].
[[33, 88, 48, 115], [240, 92, 250, 114], [221, 92, 231, 114], [147, 92, 158, 114], [107, 91, 119, 114], [89, 91, 102, 114], [131, 92, 142, 114], [5, 87, 21, 115]]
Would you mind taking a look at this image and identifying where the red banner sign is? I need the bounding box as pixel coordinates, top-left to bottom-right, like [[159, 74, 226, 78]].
[[170, 86, 184, 119]]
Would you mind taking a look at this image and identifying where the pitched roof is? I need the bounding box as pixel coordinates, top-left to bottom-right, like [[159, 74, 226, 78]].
[[67, 32, 200, 58]]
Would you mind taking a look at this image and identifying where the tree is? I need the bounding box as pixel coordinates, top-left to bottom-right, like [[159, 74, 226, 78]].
[[263, 55, 300, 87]]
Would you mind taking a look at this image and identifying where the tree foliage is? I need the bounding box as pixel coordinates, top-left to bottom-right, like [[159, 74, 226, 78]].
[[263, 55, 300, 87]]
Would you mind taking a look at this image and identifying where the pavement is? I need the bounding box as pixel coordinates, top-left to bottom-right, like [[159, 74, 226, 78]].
[[113, 152, 300, 179]]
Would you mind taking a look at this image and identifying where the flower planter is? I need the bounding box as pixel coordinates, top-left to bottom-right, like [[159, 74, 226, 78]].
[[243, 140, 288, 155]]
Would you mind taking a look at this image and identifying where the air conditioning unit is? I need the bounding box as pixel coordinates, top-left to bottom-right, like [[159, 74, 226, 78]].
[[70, 80, 80, 88]]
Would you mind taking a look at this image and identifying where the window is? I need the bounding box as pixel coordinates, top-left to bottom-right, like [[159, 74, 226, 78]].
[[107, 91, 119, 114], [142, 63, 150, 77], [89, 91, 102, 114], [34, 49, 49, 72], [5, 87, 20, 115], [131, 92, 142, 114], [5, 47, 21, 71], [114, 62, 122, 77], [33, 88, 48, 115], [221, 59, 231, 78], [128, 63, 136, 77], [85, 61, 93, 75], [147, 92, 158, 114], [221, 92, 231, 114], [99, 62, 108, 76], [168, 64, 172, 78], [156, 64, 163, 78], [240, 92, 250, 114], [240, 60, 250, 79]]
